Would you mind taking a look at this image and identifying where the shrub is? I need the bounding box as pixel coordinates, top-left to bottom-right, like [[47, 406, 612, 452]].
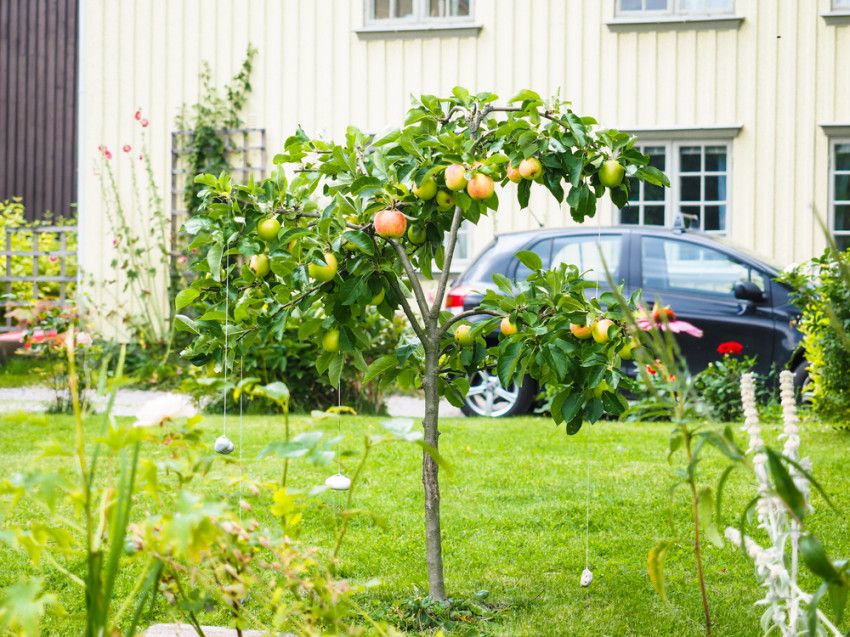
[[694, 341, 758, 422], [779, 247, 850, 421]]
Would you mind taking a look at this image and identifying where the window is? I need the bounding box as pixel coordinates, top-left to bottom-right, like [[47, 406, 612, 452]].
[[833, 0, 850, 9], [831, 141, 850, 251], [366, 0, 471, 26], [617, 0, 733, 16], [551, 235, 623, 283], [619, 142, 730, 233], [621, 145, 667, 226], [641, 236, 765, 297]]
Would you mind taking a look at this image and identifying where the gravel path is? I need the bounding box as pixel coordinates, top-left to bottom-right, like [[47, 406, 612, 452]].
[[0, 386, 463, 419]]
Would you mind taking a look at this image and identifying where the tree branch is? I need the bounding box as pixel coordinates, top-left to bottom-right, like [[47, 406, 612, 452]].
[[386, 238, 431, 320], [386, 275, 428, 343], [437, 306, 503, 339], [431, 206, 463, 320]]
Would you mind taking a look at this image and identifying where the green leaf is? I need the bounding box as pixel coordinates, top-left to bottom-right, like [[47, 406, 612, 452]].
[[508, 88, 543, 104], [765, 447, 807, 520], [174, 315, 199, 335], [515, 250, 543, 272], [206, 243, 223, 282], [174, 288, 200, 311], [341, 230, 375, 255], [800, 533, 843, 583], [0, 578, 57, 636], [328, 354, 343, 387], [697, 487, 723, 548], [517, 178, 531, 209], [560, 393, 583, 424], [252, 381, 290, 407], [497, 341, 522, 388], [648, 541, 672, 602], [364, 355, 398, 384], [808, 582, 829, 637]]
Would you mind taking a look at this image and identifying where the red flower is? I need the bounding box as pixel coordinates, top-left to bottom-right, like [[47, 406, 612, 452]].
[[646, 364, 657, 376], [717, 341, 744, 356], [122, 144, 132, 153], [134, 109, 142, 121], [104, 149, 112, 160], [141, 118, 149, 128]]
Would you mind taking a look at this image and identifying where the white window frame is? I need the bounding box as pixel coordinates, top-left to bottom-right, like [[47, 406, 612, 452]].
[[830, 139, 850, 248], [364, 0, 474, 29], [617, 140, 732, 234], [616, 0, 734, 18], [620, 144, 670, 227]]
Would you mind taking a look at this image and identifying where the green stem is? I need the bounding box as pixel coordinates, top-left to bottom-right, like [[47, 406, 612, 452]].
[[332, 441, 372, 559], [686, 437, 712, 637]]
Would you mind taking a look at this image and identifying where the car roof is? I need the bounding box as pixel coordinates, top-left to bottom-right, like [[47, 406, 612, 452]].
[[492, 225, 782, 275]]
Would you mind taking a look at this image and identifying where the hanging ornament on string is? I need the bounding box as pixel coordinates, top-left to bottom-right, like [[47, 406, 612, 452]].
[[216, 251, 235, 456], [325, 382, 350, 491]]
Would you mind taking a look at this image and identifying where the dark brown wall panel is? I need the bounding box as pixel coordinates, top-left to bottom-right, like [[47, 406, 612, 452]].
[[0, 0, 78, 221]]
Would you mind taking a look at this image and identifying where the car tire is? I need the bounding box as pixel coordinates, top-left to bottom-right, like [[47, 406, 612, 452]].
[[461, 370, 537, 418]]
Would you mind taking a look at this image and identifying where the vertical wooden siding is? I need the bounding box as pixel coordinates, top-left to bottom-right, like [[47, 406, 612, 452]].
[[0, 0, 78, 221]]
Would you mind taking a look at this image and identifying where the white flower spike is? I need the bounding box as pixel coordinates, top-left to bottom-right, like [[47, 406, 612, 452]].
[[133, 395, 197, 428]]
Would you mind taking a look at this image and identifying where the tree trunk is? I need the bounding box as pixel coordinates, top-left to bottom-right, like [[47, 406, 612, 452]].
[[421, 345, 447, 601]]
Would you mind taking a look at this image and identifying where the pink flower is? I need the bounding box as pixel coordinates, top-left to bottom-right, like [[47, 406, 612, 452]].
[[48, 255, 58, 263], [635, 305, 703, 338], [104, 149, 112, 160], [76, 332, 93, 347], [137, 154, 144, 161], [135, 109, 142, 121], [141, 118, 149, 128], [122, 144, 132, 153], [112, 237, 120, 247], [177, 255, 188, 265]]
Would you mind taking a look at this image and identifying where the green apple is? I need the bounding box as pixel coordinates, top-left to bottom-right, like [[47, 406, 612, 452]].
[[249, 254, 270, 277], [257, 217, 281, 241], [322, 329, 340, 353], [436, 191, 455, 211], [370, 288, 385, 306], [413, 177, 438, 200], [592, 318, 616, 344], [599, 159, 625, 188], [500, 317, 518, 336], [407, 224, 427, 244], [454, 324, 474, 346], [307, 252, 338, 282]]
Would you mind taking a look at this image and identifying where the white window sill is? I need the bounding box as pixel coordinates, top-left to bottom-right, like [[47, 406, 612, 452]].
[[821, 10, 850, 24], [621, 124, 743, 141], [606, 15, 744, 31], [356, 22, 482, 39]]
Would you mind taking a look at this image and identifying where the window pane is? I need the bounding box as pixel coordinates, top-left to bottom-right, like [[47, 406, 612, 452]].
[[678, 0, 733, 12], [450, 0, 470, 16], [704, 175, 726, 201], [833, 0, 850, 9], [835, 205, 850, 231], [620, 0, 643, 10], [645, 206, 666, 225], [704, 146, 727, 171], [704, 205, 726, 231], [645, 182, 666, 201], [836, 143, 850, 171], [374, 0, 390, 19], [642, 237, 749, 296], [621, 207, 639, 224], [836, 235, 850, 251], [680, 176, 701, 201], [648, 146, 667, 170], [551, 236, 622, 282], [646, 0, 668, 9], [396, 0, 413, 17], [627, 176, 641, 202], [836, 174, 850, 201], [680, 147, 702, 172]]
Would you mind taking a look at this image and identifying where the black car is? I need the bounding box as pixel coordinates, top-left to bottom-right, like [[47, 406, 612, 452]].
[[446, 224, 804, 417]]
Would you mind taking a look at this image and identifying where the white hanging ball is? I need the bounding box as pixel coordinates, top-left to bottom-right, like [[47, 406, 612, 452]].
[[580, 568, 594, 587], [214, 435, 235, 455], [325, 473, 351, 491]]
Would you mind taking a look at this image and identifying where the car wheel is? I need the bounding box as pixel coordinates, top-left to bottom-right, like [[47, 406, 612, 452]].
[[461, 370, 537, 417]]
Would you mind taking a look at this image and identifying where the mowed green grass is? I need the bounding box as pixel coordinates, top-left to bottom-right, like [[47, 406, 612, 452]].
[[1, 411, 848, 636]]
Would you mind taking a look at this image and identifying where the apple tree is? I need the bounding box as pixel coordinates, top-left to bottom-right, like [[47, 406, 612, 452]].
[[178, 87, 668, 600]]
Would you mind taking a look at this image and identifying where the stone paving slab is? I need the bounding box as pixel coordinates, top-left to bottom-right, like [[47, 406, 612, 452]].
[[144, 624, 267, 636]]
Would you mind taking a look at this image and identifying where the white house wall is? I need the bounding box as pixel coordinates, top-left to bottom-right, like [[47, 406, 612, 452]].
[[76, 0, 850, 323]]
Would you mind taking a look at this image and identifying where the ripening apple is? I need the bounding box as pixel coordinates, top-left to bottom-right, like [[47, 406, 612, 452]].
[[370, 288, 385, 306], [592, 318, 616, 344], [257, 217, 281, 241], [373, 208, 407, 239], [506, 163, 522, 183], [407, 225, 427, 244], [500, 317, 518, 336], [322, 329, 340, 353], [413, 177, 438, 201], [454, 324, 474, 346], [618, 339, 638, 360], [444, 164, 468, 191], [599, 159, 625, 188], [250, 254, 270, 277], [436, 191, 455, 211], [570, 322, 593, 340], [519, 157, 543, 180], [307, 252, 338, 282], [467, 173, 495, 200]]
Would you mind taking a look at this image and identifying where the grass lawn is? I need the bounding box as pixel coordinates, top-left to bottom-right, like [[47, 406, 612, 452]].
[[1, 411, 848, 636]]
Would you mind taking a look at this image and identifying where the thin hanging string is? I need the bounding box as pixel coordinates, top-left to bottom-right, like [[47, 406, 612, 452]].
[[584, 421, 591, 569], [337, 383, 342, 475], [222, 252, 230, 436], [239, 355, 244, 522]]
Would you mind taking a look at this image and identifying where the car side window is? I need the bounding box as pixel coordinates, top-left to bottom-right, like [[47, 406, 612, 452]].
[[549, 235, 623, 283], [512, 239, 552, 281], [641, 236, 766, 297]]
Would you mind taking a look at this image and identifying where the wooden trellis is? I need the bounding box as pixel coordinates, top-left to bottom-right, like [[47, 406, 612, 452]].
[[169, 127, 267, 279], [0, 225, 77, 332]]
